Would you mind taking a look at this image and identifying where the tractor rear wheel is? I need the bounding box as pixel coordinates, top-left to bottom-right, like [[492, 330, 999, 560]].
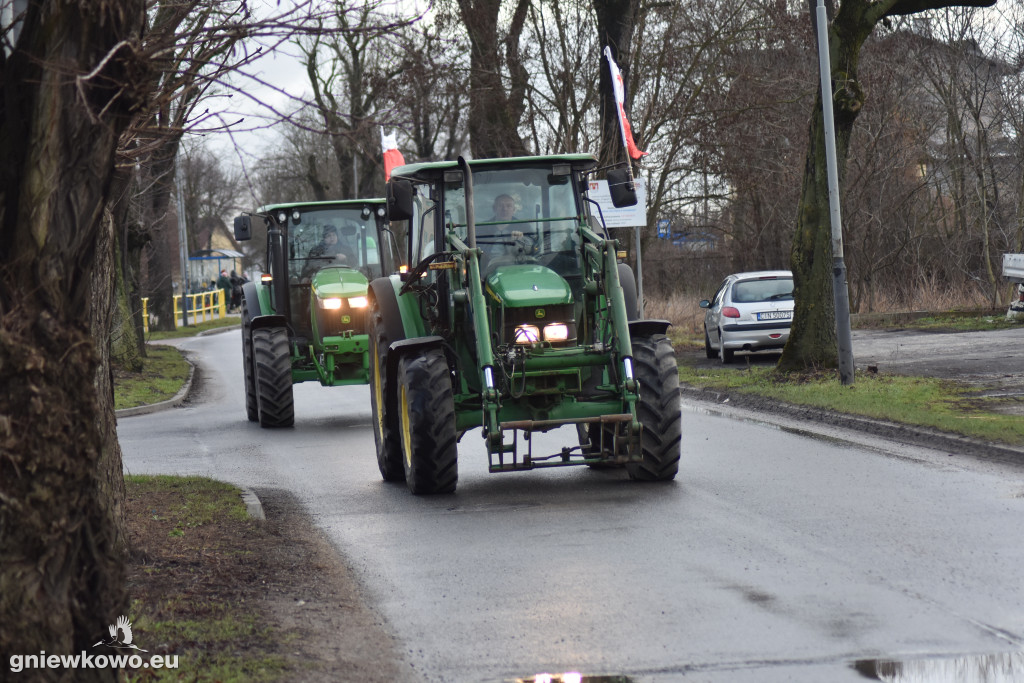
[[253, 326, 294, 428], [627, 334, 680, 481], [369, 297, 404, 481], [397, 348, 458, 494], [241, 297, 258, 421]]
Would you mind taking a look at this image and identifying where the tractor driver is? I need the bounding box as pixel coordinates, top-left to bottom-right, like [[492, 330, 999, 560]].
[[478, 194, 535, 260], [303, 224, 357, 279]]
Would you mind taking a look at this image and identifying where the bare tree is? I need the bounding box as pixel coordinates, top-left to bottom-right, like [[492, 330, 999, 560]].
[[778, 0, 997, 372], [0, 1, 146, 677], [443, 0, 532, 157], [298, 1, 415, 199]]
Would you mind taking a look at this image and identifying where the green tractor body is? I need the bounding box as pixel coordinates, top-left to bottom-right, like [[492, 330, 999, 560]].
[[234, 199, 393, 427], [369, 154, 681, 493]]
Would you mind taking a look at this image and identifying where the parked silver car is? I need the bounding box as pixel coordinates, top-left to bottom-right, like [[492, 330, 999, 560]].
[[700, 270, 794, 363]]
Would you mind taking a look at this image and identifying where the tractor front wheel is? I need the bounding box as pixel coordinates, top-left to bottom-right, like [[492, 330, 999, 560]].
[[627, 334, 681, 481], [397, 348, 458, 494], [253, 326, 294, 428], [369, 297, 404, 481], [241, 297, 258, 421]]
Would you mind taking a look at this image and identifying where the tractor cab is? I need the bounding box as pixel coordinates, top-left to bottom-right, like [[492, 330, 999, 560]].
[[233, 199, 394, 428]]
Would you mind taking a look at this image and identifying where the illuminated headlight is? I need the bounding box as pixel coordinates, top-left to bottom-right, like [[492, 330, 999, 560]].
[[543, 323, 568, 342], [260, 273, 272, 284], [320, 298, 342, 310], [348, 296, 368, 308], [513, 325, 541, 344]]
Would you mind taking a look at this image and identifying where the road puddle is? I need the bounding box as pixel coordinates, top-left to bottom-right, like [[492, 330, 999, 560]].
[[853, 651, 1024, 682]]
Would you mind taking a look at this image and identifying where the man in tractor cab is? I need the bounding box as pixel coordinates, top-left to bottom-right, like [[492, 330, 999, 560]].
[[302, 224, 357, 280], [477, 193, 537, 264]]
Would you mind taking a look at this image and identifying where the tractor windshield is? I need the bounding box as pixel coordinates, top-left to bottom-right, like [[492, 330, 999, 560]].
[[443, 166, 581, 279], [288, 208, 380, 281]]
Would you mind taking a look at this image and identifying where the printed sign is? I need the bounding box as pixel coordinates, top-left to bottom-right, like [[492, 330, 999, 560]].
[[587, 177, 647, 228]]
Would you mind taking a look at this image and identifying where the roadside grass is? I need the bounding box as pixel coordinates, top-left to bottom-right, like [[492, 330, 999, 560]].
[[115, 317, 237, 410], [148, 315, 238, 341], [124, 476, 299, 682], [677, 363, 1024, 447], [114, 345, 191, 411]]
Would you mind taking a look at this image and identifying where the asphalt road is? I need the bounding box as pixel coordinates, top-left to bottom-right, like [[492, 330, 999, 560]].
[[118, 329, 1024, 682]]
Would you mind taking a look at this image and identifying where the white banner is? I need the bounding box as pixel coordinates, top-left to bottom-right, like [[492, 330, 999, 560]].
[[587, 177, 647, 228]]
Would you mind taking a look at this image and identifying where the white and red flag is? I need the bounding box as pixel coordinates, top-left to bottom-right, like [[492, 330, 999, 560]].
[[381, 128, 405, 181], [603, 46, 648, 160]]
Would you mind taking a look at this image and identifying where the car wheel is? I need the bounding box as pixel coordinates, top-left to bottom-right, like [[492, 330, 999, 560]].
[[719, 330, 734, 364], [704, 326, 718, 359]]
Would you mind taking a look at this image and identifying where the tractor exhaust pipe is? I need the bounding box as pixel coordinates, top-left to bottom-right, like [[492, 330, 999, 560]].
[[458, 156, 476, 249]]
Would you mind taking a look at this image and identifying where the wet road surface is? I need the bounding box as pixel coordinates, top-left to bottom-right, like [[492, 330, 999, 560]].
[[118, 330, 1024, 682]]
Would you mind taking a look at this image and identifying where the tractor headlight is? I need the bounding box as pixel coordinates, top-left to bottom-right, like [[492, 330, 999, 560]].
[[320, 298, 343, 310], [513, 325, 541, 344], [348, 296, 369, 308], [543, 323, 569, 342]]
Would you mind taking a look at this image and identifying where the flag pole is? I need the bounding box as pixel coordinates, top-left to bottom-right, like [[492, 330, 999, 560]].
[[605, 46, 644, 319]]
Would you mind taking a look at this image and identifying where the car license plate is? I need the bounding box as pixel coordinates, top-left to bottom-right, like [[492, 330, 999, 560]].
[[757, 311, 792, 321]]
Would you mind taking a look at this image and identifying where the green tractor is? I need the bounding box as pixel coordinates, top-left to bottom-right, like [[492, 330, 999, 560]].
[[233, 199, 394, 428], [369, 154, 681, 494]]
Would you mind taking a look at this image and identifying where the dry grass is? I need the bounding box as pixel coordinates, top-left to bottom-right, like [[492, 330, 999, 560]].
[[642, 277, 1003, 339], [644, 291, 705, 335], [863, 277, 994, 313]]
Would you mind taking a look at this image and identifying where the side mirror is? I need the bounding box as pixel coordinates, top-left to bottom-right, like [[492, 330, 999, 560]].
[[607, 169, 637, 208], [699, 299, 711, 309], [387, 178, 414, 222], [233, 215, 252, 241]]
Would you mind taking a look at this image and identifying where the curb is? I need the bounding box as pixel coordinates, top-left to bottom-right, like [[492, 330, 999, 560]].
[[680, 384, 1024, 466], [240, 488, 266, 520], [114, 324, 239, 419], [115, 360, 195, 419]]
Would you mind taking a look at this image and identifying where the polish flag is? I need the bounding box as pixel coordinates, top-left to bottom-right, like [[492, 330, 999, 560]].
[[604, 46, 648, 160], [381, 128, 405, 181]]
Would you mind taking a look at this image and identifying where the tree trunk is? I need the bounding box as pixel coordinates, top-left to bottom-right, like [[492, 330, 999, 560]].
[[779, 0, 868, 371], [142, 145, 181, 331], [458, 0, 530, 158], [594, 0, 641, 169], [0, 0, 145, 678]]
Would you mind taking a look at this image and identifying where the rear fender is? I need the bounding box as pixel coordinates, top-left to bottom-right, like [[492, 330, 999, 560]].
[[243, 281, 286, 332], [385, 336, 447, 414], [628, 319, 671, 338]]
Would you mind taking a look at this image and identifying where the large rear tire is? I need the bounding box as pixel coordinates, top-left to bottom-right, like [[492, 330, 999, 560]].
[[397, 348, 458, 494], [627, 334, 680, 481], [241, 297, 258, 421], [253, 326, 294, 428], [368, 297, 404, 481]]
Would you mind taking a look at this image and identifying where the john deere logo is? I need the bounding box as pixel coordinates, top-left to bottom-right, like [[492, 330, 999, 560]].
[[535, 308, 546, 319], [341, 315, 351, 324]]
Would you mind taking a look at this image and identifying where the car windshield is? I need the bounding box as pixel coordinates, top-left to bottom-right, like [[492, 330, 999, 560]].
[[287, 208, 379, 280], [732, 277, 793, 303], [443, 166, 582, 279]]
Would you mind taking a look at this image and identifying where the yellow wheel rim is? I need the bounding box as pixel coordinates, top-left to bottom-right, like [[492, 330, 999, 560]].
[[371, 339, 384, 440], [400, 383, 412, 469]]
